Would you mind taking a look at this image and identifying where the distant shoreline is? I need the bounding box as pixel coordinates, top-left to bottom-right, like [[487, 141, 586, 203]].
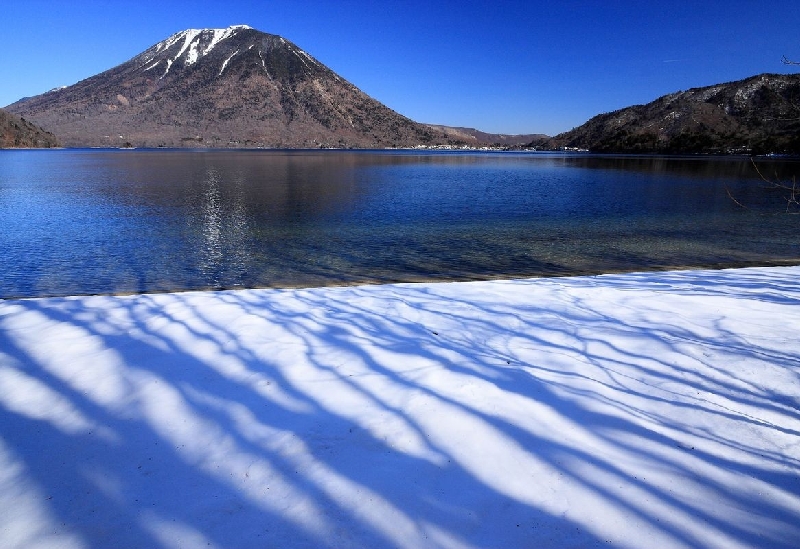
[[5, 260, 800, 301], [3, 146, 800, 159]]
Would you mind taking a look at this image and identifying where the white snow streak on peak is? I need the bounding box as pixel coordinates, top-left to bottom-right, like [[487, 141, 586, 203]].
[[174, 29, 203, 67], [296, 49, 319, 69], [219, 50, 239, 76], [154, 31, 188, 54], [157, 25, 252, 77], [203, 27, 243, 56], [162, 59, 174, 78], [153, 25, 250, 54]]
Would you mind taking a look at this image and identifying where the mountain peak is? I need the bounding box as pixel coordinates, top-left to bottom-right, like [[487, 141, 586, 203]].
[[171, 24, 253, 36], [140, 25, 258, 74], [6, 27, 459, 149]]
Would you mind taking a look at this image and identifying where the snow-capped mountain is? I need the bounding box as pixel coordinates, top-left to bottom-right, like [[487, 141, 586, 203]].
[[6, 26, 456, 148]]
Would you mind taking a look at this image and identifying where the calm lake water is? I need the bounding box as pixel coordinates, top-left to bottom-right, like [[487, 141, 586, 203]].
[[1, 149, 798, 298]]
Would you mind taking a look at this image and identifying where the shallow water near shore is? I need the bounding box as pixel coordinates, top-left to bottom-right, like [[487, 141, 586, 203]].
[[1, 149, 798, 298]]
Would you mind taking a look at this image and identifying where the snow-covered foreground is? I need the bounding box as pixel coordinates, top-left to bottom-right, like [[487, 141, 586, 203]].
[[1, 267, 799, 549]]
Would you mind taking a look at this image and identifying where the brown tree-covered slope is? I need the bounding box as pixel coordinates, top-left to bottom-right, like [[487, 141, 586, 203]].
[[424, 125, 549, 146], [0, 108, 59, 148], [5, 26, 463, 149], [535, 73, 800, 154]]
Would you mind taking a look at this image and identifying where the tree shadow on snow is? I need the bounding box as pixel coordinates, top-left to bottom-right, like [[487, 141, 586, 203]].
[[0, 267, 799, 548]]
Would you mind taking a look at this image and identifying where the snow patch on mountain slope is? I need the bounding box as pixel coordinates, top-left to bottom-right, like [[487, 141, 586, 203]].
[[258, 49, 270, 77], [219, 50, 240, 76], [161, 58, 174, 79], [174, 29, 203, 67], [296, 49, 320, 70], [203, 27, 241, 56], [149, 25, 251, 77], [294, 49, 312, 70], [154, 31, 187, 55]]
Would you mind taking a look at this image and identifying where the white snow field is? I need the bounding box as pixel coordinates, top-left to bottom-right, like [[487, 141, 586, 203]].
[[1, 266, 799, 549]]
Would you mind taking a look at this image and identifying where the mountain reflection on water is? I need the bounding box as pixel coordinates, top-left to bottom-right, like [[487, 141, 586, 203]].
[[0, 149, 797, 298]]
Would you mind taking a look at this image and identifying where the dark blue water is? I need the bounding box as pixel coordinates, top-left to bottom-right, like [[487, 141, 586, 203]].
[[1, 149, 798, 298]]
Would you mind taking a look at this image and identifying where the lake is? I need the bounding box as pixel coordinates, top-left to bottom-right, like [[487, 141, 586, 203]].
[[1, 149, 798, 298]]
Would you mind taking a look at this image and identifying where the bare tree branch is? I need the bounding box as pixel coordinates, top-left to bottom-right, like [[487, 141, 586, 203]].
[[750, 157, 800, 213], [782, 55, 800, 65], [725, 185, 749, 209]]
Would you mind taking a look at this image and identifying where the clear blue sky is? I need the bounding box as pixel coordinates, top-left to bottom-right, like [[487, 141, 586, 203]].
[[2, 0, 799, 135]]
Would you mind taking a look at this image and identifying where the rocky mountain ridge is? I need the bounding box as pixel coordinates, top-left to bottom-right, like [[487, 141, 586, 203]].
[[6, 26, 461, 149], [536, 73, 800, 154], [0, 108, 59, 148]]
